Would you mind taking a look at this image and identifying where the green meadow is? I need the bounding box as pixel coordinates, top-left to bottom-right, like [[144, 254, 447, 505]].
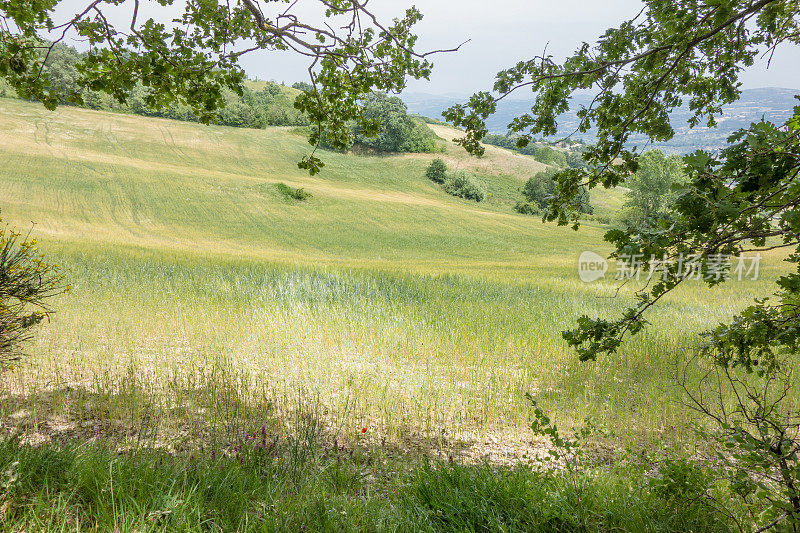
[[0, 97, 784, 460]]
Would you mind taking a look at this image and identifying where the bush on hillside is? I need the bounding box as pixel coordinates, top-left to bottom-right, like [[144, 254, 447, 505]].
[[275, 183, 312, 202], [514, 201, 539, 215], [521, 169, 592, 214], [425, 159, 448, 184], [0, 215, 68, 369], [442, 171, 486, 202]]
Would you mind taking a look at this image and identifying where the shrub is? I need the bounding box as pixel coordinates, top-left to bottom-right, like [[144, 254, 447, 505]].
[[442, 171, 485, 202], [425, 159, 447, 184], [0, 216, 68, 369], [522, 170, 557, 210], [275, 183, 312, 202], [522, 169, 592, 214], [291, 81, 313, 92], [514, 201, 539, 215]]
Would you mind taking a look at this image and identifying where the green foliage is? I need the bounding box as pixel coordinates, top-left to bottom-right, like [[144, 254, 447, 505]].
[[446, 3, 800, 522], [619, 150, 687, 228], [649, 458, 712, 504], [317, 93, 438, 154], [512, 201, 540, 215], [424, 158, 448, 184], [5, 42, 310, 128], [532, 145, 567, 167], [291, 81, 313, 93], [526, 393, 588, 464], [481, 133, 585, 168], [446, 1, 800, 225], [351, 92, 438, 153], [445, 0, 800, 376], [519, 169, 592, 215], [275, 183, 312, 202], [675, 358, 800, 531], [565, 150, 588, 170], [0, 215, 67, 369], [0, 437, 746, 532], [442, 171, 486, 202], [0, 1, 435, 174]]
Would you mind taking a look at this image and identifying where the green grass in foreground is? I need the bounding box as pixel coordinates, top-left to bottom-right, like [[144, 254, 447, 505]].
[[0, 438, 738, 532]]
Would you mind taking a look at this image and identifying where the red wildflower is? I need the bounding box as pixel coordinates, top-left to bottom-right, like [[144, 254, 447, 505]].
[[361, 427, 367, 433]]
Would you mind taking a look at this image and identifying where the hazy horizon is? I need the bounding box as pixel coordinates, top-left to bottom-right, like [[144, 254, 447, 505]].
[[48, 0, 800, 97], [238, 0, 800, 95]]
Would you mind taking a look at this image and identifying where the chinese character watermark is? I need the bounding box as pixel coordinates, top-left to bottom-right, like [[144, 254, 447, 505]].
[[578, 252, 762, 283]]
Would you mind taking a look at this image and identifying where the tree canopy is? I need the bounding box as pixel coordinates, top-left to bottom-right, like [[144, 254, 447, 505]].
[[443, 0, 800, 367], [351, 92, 437, 153], [619, 149, 686, 228], [0, 0, 462, 173]]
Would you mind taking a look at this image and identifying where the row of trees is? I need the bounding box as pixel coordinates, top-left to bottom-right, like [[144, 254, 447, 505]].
[[0, 43, 439, 153], [0, 43, 309, 128], [481, 133, 588, 169]]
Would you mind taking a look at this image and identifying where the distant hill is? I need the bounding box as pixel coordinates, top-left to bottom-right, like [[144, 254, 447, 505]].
[[402, 87, 799, 154], [0, 97, 627, 272]]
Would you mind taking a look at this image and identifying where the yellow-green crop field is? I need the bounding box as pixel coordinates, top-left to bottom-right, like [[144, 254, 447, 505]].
[[0, 97, 785, 459]]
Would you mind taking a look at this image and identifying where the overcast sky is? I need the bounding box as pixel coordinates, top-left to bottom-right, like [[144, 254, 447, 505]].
[[52, 0, 800, 96], [236, 0, 800, 95]]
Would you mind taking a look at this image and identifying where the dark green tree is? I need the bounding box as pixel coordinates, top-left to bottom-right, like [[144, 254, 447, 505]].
[[291, 81, 313, 92], [425, 158, 448, 184], [352, 92, 437, 153], [518, 168, 592, 215]]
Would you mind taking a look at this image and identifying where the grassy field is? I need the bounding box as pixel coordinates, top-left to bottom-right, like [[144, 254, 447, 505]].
[[0, 97, 785, 463], [0, 437, 737, 532]]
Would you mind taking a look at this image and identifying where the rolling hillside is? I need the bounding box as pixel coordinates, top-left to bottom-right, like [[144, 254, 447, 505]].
[[0, 97, 612, 277], [0, 97, 778, 455]]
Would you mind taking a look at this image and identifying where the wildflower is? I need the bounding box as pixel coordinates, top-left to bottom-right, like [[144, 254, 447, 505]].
[[361, 427, 367, 433]]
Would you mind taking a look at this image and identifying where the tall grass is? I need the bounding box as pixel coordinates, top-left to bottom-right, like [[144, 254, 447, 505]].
[[2, 246, 784, 457], [0, 97, 790, 458], [0, 437, 743, 532]]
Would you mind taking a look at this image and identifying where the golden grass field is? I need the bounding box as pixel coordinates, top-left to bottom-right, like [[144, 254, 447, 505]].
[[0, 97, 786, 461]]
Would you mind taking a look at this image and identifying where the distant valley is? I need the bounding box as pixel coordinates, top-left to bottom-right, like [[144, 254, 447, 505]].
[[403, 87, 799, 153]]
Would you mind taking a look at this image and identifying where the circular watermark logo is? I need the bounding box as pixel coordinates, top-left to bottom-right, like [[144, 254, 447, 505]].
[[578, 251, 608, 283]]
